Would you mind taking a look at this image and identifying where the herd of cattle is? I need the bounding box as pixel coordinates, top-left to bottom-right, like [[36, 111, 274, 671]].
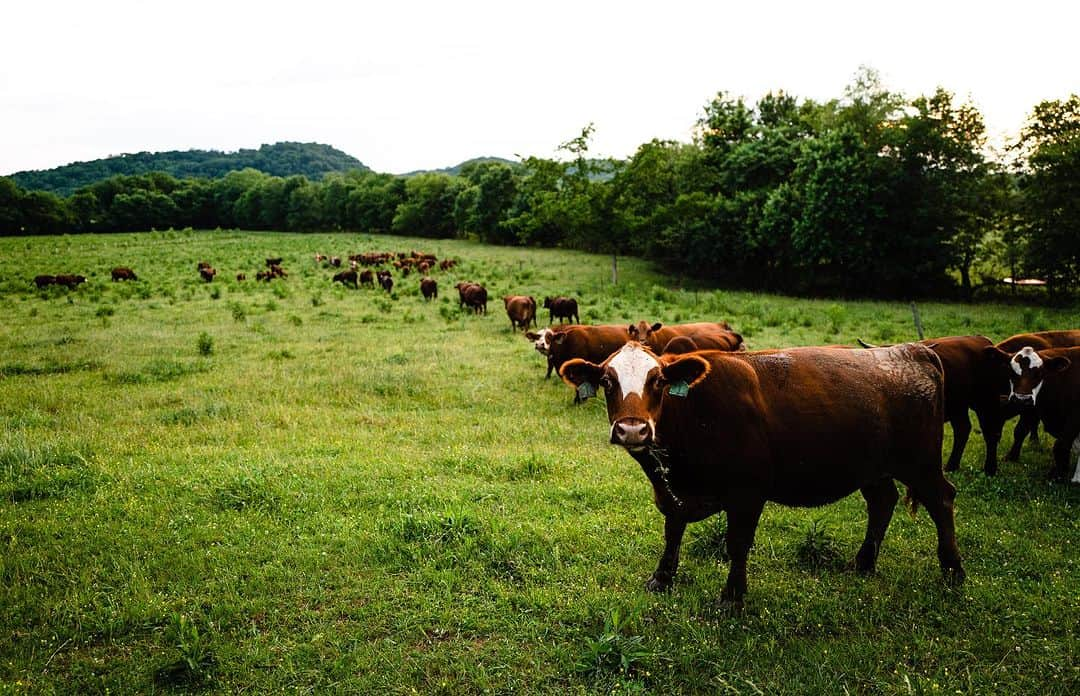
[[516, 317, 1080, 602], [28, 249, 1080, 603]]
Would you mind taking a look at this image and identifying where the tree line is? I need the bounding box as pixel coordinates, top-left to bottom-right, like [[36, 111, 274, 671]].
[[2, 72, 1078, 298]]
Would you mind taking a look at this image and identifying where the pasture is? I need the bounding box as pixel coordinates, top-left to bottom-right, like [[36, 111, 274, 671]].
[[1, 230, 1078, 694]]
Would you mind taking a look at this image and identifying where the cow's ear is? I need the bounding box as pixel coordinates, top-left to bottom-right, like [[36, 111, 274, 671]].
[[553, 332, 567, 345], [1046, 356, 1071, 373], [651, 322, 663, 332], [525, 331, 540, 341], [982, 346, 1012, 364], [560, 359, 604, 389], [660, 354, 710, 389], [626, 324, 637, 337]]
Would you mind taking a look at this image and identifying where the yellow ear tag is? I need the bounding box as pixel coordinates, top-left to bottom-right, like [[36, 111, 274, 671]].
[[668, 381, 689, 398]]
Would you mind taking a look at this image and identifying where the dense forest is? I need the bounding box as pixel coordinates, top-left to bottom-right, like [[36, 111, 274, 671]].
[[2, 72, 1078, 298], [6, 142, 368, 196]]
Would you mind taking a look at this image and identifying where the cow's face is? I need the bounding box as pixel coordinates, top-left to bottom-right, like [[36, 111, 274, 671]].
[[525, 328, 555, 355], [560, 342, 710, 451], [627, 321, 663, 342], [1005, 346, 1070, 405]]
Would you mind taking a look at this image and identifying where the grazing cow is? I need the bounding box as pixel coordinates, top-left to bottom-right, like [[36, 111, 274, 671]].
[[111, 267, 137, 281], [197, 261, 212, 271], [55, 274, 86, 289], [359, 270, 374, 288], [421, 277, 438, 300], [200, 267, 217, 282], [236, 273, 246, 281], [995, 346, 1080, 482], [504, 295, 537, 331], [265, 257, 283, 267], [455, 282, 488, 314], [315, 253, 327, 263], [34, 275, 56, 288], [267, 264, 287, 279], [439, 258, 457, 271], [379, 273, 394, 293], [628, 321, 745, 353], [559, 342, 963, 604], [418, 261, 431, 274], [333, 270, 359, 288], [543, 296, 579, 324], [329, 256, 342, 267], [527, 324, 631, 382]]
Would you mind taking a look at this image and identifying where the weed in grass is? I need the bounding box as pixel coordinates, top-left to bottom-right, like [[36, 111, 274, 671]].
[[0, 360, 99, 377], [214, 471, 278, 512], [229, 302, 246, 322], [264, 299, 279, 312], [575, 609, 652, 677], [112, 359, 209, 384], [267, 349, 294, 360], [287, 314, 303, 326], [358, 313, 378, 324], [688, 515, 729, 561], [159, 403, 232, 426], [272, 283, 288, 299], [196, 332, 214, 356], [0, 439, 98, 503], [826, 303, 846, 334], [155, 613, 216, 688], [209, 286, 222, 300], [793, 520, 845, 572], [311, 292, 324, 307]]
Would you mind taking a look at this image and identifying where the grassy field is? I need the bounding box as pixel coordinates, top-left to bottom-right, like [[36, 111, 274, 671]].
[[1, 229, 1078, 695]]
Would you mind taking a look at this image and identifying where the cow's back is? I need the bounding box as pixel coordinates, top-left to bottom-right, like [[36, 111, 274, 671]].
[[551, 325, 630, 368]]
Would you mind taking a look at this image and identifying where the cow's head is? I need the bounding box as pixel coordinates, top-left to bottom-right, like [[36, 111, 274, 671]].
[[525, 328, 556, 355], [1000, 346, 1070, 405], [559, 342, 710, 451], [627, 321, 663, 342], [543, 297, 553, 309]]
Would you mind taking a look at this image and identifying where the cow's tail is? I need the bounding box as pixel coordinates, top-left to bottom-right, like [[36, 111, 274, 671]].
[[856, 338, 877, 349], [903, 487, 920, 518]]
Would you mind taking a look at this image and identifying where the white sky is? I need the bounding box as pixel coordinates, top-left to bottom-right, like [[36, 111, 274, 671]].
[[2, 1, 1077, 176]]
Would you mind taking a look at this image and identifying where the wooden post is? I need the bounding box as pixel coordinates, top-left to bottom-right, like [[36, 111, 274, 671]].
[[910, 302, 924, 340]]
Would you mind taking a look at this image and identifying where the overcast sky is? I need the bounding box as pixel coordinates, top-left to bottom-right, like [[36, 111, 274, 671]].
[[2, 1, 1077, 176]]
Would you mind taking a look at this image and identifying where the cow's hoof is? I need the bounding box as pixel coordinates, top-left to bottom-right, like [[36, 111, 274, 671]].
[[942, 566, 966, 587], [716, 598, 745, 615], [644, 574, 673, 593]]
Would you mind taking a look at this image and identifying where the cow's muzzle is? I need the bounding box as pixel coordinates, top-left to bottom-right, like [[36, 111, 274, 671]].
[[1009, 392, 1034, 405], [611, 418, 653, 449]]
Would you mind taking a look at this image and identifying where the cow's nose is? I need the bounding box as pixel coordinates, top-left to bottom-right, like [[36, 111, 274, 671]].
[[1010, 393, 1033, 404], [611, 419, 652, 448]]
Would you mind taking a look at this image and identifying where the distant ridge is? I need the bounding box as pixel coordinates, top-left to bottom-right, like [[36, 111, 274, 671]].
[[6, 142, 369, 196], [401, 156, 519, 177]]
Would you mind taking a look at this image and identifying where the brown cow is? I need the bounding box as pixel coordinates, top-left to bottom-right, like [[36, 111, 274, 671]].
[[236, 273, 247, 281], [269, 264, 287, 279], [977, 330, 1080, 474], [111, 267, 137, 281], [995, 345, 1080, 482], [55, 275, 86, 288], [543, 296, 579, 324], [34, 275, 56, 288], [379, 273, 394, 293], [333, 270, 359, 288], [559, 342, 963, 604], [359, 270, 374, 288], [197, 261, 211, 271], [265, 257, 283, 267], [420, 277, 438, 300], [455, 282, 487, 314], [628, 321, 744, 353], [199, 267, 217, 282], [439, 258, 457, 271], [526, 324, 631, 383], [504, 295, 537, 331], [329, 256, 342, 267]]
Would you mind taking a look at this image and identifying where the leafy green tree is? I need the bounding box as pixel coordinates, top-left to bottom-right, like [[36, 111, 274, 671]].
[[1016, 94, 1080, 290], [453, 161, 519, 243], [392, 173, 466, 238]]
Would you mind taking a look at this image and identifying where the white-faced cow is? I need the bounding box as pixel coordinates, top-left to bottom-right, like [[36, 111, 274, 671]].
[[559, 342, 964, 605]]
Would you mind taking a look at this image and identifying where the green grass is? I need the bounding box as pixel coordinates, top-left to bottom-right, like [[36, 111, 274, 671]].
[[1, 229, 1078, 694]]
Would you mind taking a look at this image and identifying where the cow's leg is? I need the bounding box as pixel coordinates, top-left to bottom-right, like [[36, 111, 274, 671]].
[[1006, 409, 1039, 461], [855, 479, 899, 573], [545, 359, 553, 379], [911, 475, 965, 585], [977, 408, 1005, 476], [721, 497, 765, 605], [944, 409, 971, 472], [645, 515, 687, 592]]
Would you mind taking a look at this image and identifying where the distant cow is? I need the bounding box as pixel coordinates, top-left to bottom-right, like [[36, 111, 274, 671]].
[[504, 295, 537, 331], [421, 277, 438, 300], [660, 336, 701, 355], [265, 257, 283, 267], [200, 267, 217, 282], [34, 275, 56, 288], [329, 256, 342, 267], [455, 282, 487, 314], [236, 273, 246, 281], [628, 321, 745, 353], [55, 274, 87, 289], [439, 258, 457, 271], [111, 267, 137, 281], [314, 253, 327, 263], [269, 264, 287, 279], [543, 296, 579, 324], [333, 270, 359, 288], [380, 273, 394, 293], [360, 270, 374, 288], [559, 342, 963, 604], [197, 261, 212, 271]]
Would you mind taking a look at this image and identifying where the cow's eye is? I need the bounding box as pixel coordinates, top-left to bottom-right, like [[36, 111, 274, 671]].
[[599, 375, 612, 391]]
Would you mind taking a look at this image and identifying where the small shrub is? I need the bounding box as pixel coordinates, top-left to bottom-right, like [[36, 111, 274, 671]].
[[155, 613, 216, 687], [793, 520, 844, 571], [209, 286, 221, 300], [575, 609, 651, 677], [826, 304, 846, 334], [230, 302, 246, 322], [287, 314, 303, 326], [311, 293, 324, 307], [264, 299, 279, 312], [196, 332, 213, 356], [272, 284, 288, 299]]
